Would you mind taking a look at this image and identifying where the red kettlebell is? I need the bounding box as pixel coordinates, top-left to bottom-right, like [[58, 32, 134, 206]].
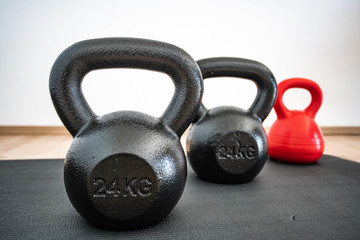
[[268, 78, 324, 163]]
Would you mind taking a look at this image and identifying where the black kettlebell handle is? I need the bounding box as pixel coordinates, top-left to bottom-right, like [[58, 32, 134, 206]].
[[195, 57, 277, 122], [50, 38, 203, 137]]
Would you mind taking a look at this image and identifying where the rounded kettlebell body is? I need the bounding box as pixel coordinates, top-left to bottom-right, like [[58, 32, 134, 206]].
[[187, 106, 268, 183], [186, 58, 277, 184], [268, 78, 324, 164], [65, 112, 186, 230], [49, 38, 203, 229]]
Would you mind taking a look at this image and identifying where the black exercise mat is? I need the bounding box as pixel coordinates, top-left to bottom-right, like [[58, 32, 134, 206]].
[[0, 155, 359, 239]]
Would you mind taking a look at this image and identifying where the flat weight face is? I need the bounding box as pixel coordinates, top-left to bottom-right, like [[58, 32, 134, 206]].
[[215, 131, 258, 175], [88, 154, 158, 221]]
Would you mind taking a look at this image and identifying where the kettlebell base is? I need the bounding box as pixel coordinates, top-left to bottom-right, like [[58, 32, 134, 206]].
[[189, 154, 268, 184], [195, 173, 257, 184], [82, 213, 168, 230]]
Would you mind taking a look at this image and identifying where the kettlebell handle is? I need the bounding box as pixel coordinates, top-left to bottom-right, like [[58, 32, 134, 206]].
[[274, 78, 323, 119], [195, 57, 277, 122], [50, 38, 203, 137]]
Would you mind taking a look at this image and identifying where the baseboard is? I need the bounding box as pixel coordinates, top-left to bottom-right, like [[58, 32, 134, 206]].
[[0, 126, 69, 135], [320, 126, 360, 135], [0, 126, 359, 135], [263, 126, 360, 135]]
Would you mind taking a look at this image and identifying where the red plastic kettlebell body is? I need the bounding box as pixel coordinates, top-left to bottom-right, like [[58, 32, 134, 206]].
[[268, 78, 324, 163]]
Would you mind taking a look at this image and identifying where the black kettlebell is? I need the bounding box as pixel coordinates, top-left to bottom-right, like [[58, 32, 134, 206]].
[[186, 57, 277, 184], [49, 38, 203, 230]]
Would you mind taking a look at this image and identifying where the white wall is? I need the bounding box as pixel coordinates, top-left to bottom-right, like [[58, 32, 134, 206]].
[[0, 0, 359, 127]]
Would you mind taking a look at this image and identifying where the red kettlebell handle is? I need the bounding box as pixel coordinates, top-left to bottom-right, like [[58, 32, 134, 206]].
[[274, 78, 323, 119]]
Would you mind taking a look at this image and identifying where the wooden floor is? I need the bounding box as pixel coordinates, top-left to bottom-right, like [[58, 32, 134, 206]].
[[0, 134, 359, 163]]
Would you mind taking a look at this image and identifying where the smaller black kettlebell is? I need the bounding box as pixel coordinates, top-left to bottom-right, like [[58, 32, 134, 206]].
[[186, 57, 277, 183], [49, 38, 203, 230]]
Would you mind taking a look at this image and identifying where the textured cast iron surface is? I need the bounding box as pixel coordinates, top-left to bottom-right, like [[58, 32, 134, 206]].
[[49, 38, 203, 229], [187, 57, 277, 183], [1, 156, 359, 239]]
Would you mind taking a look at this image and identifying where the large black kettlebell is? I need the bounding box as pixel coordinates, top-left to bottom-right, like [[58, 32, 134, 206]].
[[186, 57, 277, 183], [49, 38, 203, 230]]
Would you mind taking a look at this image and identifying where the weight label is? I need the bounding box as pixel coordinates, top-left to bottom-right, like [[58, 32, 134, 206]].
[[88, 154, 158, 220], [92, 177, 152, 198], [217, 139, 256, 160], [215, 132, 258, 174]]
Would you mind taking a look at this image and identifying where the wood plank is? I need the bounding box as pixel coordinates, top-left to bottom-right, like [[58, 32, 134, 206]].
[[0, 135, 71, 160], [323, 135, 360, 162], [321, 126, 360, 135], [0, 134, 359, 163]]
